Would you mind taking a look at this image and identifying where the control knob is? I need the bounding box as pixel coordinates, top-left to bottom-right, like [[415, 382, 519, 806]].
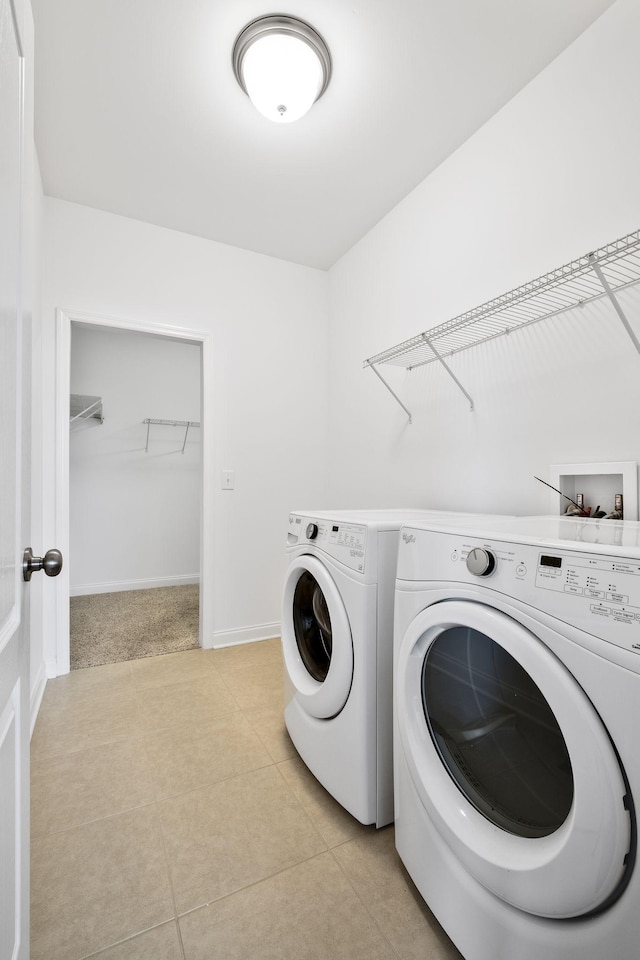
[[306, 523, 319, 540], [466, 547, 496, 577]]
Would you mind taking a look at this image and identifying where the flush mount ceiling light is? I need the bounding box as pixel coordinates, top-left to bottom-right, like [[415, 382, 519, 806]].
[[232, 15, 331, 124]]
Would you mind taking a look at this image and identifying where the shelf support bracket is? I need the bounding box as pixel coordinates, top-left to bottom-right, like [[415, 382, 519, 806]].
[[589, 254, 640, 357], [367, 362, 412, 424], [421, 335, 474, 411]]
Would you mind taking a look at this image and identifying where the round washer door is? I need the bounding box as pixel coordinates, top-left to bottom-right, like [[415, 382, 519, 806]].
[[282, 555, 354, 719], [396, 599, 632, 919]]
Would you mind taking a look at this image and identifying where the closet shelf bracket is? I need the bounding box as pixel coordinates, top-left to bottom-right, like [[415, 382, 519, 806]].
[[367, 362, 412, 424], [420, 334, 474, 411], [70, 394, 103, 425], [143, 418, 201, 453], [364, 337, 474, 421], [588, 254, 640, 357]]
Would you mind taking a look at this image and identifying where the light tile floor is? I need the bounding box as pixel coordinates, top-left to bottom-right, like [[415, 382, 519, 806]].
[[31, 638, 463, 960]]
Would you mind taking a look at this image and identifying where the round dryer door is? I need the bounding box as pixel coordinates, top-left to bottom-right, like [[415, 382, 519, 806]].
[[282, 556, 354, 719], [396, 600, 632, 920]]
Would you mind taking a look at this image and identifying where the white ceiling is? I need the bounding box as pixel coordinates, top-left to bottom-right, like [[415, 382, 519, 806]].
[[32, 0, 616, 270]]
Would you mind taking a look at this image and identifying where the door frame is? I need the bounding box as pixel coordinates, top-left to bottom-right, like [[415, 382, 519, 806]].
[[54, 307, 214, 675]]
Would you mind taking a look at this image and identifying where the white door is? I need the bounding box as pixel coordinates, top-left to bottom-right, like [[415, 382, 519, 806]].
[[1, 1, 29, 957]]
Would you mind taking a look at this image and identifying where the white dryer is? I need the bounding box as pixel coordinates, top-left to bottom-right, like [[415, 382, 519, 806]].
[[282, 509, 483, 827], [393, 515, 640, 960]]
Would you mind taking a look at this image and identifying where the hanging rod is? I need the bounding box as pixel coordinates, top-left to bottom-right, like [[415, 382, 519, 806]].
[[363, 227, 640, 421], [143, 418, 201, 453]]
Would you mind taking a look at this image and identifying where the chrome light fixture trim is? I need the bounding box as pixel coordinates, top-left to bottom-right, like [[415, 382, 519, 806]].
[[232, 14, 332, 121]]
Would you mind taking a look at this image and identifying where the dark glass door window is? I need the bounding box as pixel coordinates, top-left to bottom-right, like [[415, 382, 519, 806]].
[[422, 626, 574, 838], [293, 571, 332, 682]]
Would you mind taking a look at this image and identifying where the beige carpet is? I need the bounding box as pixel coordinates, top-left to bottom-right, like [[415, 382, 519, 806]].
[[70, 584, 199, 670]]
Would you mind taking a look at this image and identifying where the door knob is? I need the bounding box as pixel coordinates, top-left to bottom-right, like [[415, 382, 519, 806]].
[[23, 547, 63, 582]]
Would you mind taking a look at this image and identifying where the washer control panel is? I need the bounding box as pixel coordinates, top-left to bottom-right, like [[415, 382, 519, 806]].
[[396, 526, 640, 656], [287, 514, 367, 573], [534, 551, 640, 630]]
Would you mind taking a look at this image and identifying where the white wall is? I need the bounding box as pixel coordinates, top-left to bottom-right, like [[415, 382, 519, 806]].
[[41, 201, 330, 671], [327, 0, 640, 516], [69, 325, 201, 593]]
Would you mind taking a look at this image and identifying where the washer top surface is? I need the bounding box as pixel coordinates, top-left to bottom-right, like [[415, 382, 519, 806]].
[[289, 508, 485, 531], [402, 513, 640, 555]]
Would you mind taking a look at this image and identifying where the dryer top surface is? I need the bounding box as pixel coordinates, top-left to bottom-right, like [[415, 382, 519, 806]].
[[401, 514, 640, 555]]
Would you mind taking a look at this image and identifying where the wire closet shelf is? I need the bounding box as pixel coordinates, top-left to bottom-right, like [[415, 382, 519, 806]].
[[363, 228, 640, 420], [70, 394, 103, 425], [143, 418, 200, 454]]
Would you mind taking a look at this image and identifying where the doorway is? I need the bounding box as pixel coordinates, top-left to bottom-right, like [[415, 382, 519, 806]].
[[54, 310, 215, 676]]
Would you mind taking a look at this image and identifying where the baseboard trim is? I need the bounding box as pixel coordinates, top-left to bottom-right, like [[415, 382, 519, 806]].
[[70, 575, 200, 597], [207, 621, 281, 650], [30, 661, 48, 738]]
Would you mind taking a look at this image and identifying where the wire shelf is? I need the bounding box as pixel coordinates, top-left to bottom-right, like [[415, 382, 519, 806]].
[[143, 418, 201, 453], [364, 228, 640, 371], [70, 394, 103, 424], [143, 419, 200, 428]]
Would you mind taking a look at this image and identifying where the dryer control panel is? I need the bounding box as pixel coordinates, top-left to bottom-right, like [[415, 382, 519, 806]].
[[397, 526, 640, 657], [287, 514, 367, 573], [534, 551, 640, 631]]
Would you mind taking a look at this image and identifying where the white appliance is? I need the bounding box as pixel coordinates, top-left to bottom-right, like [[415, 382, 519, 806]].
[[281, 509, 483, 827], [393, 514, 640, 960]]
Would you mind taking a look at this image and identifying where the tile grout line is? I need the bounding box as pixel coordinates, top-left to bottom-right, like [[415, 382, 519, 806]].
[[272, 756, 333, 849], [153, 785, 188, 958], [326, 842, 405, 960], [77, 920, 183, 960], [174, 849, 333, 925]]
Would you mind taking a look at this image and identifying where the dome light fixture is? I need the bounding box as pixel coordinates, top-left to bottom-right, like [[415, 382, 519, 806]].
[[232, 15, 331, 124]]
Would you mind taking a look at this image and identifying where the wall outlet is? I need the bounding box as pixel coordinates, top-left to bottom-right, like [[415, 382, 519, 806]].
[[222, 470, 235, 490]]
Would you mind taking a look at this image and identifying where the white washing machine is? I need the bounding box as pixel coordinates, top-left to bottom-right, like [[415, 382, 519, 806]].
[[282, 509, 486, 827], [393, 514, 640, 959]]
